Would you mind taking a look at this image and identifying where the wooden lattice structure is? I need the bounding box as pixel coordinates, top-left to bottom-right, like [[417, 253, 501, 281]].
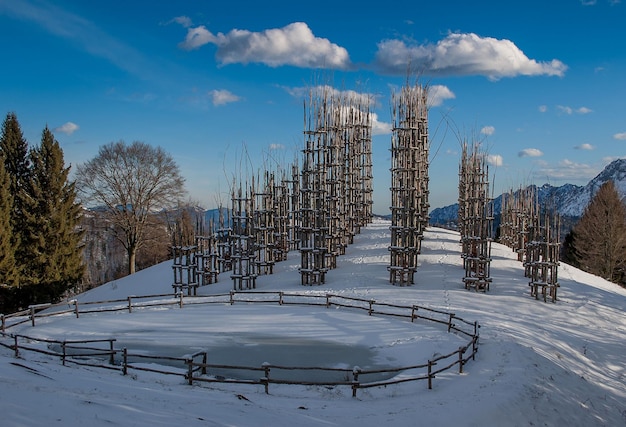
[[195, 229, 219, 285], [215, 206, 232, 273], [458, 141, 493, 292], [299, 88, 330, 285], [173, 83, 373, 289], [272, 169, 290, 262], [524, 211, 561, 302], [286, 162, 301, 251], [388, 82, 429, 285], [499, 186, 537, 262], [230, 183, 257, 290], [298, 86, 373, 285], [252, 173, 276, 275], [171, 245, 199, 295], [344, 95, 374, 243]]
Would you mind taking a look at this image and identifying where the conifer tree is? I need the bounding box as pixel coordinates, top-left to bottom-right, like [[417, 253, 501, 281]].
[[0, 158, 17, 287], [21, 127, 84, 303], [572, 180, 626, 284], [0, 112, 30, 269]]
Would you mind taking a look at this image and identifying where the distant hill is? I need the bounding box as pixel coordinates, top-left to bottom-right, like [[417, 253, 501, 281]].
[[429, 158, 626, 229]]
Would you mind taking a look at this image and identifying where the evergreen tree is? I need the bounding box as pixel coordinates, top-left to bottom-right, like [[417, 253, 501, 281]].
[[0, 158, 17, 287], [571, 180, 626, 284], [0, 112, 30, 271], [21, 127, 84, 303]]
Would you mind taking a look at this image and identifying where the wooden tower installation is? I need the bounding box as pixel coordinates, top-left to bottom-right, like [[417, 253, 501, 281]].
[[387, 82, 429, 285], [230, 182, 258, 290], [458, 141, 493, 292], [524, 210, 561, 302], [299, 88, 329, 285], [252, 171, 276, 275]]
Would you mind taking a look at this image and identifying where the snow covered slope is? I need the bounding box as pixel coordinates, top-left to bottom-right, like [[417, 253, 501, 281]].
[[1, 218, 625, 426]]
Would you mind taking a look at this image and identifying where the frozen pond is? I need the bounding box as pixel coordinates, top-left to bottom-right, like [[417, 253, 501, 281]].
[[116, 332, 394, 382], [27, 303, 468, 383]]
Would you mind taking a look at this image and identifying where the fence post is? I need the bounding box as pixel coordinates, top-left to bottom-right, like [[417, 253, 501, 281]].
[[427, 360, 433, 390], [74, 300, 80, 318], [473, 322, 479, 361], [179, 292, 184, 308], [368, 300, 374, 316], [1, 314, 5, 332], [122, 348, 128, 375], [279, 291, 283, 305], [62, 341, 66, 366], [109, 340, 115, 365], [352, 366, 361, 398], [262, 363, 270, 394], [326, 294, 331, 308], [411, 306, 416, 323], [186, 358, 194, 385], [472, 336, 478, 361], [128, 296, 132, 313], [201, 352, 207, 375], [14, 335, 19, 357], [30, 306, 36, 327], [447, 313, 454, 333], [458, 347, 465, 374], [229, 291, 234, 305]]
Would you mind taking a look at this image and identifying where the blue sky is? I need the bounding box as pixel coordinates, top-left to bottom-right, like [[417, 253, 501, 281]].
[[1, 0, 625, 214]]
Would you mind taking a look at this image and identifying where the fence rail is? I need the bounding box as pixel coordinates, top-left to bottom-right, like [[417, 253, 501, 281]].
[[0, 290, 480, 398]]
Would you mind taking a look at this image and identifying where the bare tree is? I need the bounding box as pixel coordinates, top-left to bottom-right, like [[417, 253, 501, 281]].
[[75, 141, 186, 275], [571, 180, 626, 283]]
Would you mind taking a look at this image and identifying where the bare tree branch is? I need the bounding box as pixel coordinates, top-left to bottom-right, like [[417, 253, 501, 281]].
[[75, 141, 186, 275]]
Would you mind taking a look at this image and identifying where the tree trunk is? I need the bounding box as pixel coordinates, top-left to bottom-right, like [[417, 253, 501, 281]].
[[128, 245, 137, 275]]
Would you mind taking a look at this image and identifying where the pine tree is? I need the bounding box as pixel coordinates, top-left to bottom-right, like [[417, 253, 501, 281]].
[[0, 112, 30, 271], [21, 127, 84, 303], [0, 158, 17, 287], [571, 180, 626, 284]]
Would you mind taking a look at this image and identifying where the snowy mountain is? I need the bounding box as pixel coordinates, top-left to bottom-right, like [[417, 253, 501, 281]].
[[1, 218, 625, 426], [430, 158, 626, 227]]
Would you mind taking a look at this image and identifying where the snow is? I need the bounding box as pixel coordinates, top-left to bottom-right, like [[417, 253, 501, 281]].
[[1, 218, 626, 426]]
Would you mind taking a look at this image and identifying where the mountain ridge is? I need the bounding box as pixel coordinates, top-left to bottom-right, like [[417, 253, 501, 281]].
[[429, 158, 626, 227]]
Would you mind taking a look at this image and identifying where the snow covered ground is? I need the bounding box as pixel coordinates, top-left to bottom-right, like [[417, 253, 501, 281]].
[[1, 218, 625, 426]]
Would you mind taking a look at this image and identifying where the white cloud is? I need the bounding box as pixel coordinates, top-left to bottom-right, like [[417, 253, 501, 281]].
[[487, 154, 503, 166], [613, 132, 626, 140], [179, 22, 352, 70], [371, 112, 392, 136], [373, 32, 567, 79], [602, 156, 622, 163], [557, 105, 573, 115], [480, 126, 495, 136], [538, 105, 548, 113], [534, 159, 597, 181], [209, 89, 241, 106], [285, 85, 389, 134], [171, 16, 192, 28], [518, 148, 543, 158], [557, 105, 592, 115], [269, 143, 285, 150], [179, 26, 215, 50], [575, 143, 595, 150], [428, 85, 455, 107], [54, 121, 79, 135]]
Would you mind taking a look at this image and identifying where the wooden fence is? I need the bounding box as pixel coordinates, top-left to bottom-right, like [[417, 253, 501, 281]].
[[0, 290, 480, 398]]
